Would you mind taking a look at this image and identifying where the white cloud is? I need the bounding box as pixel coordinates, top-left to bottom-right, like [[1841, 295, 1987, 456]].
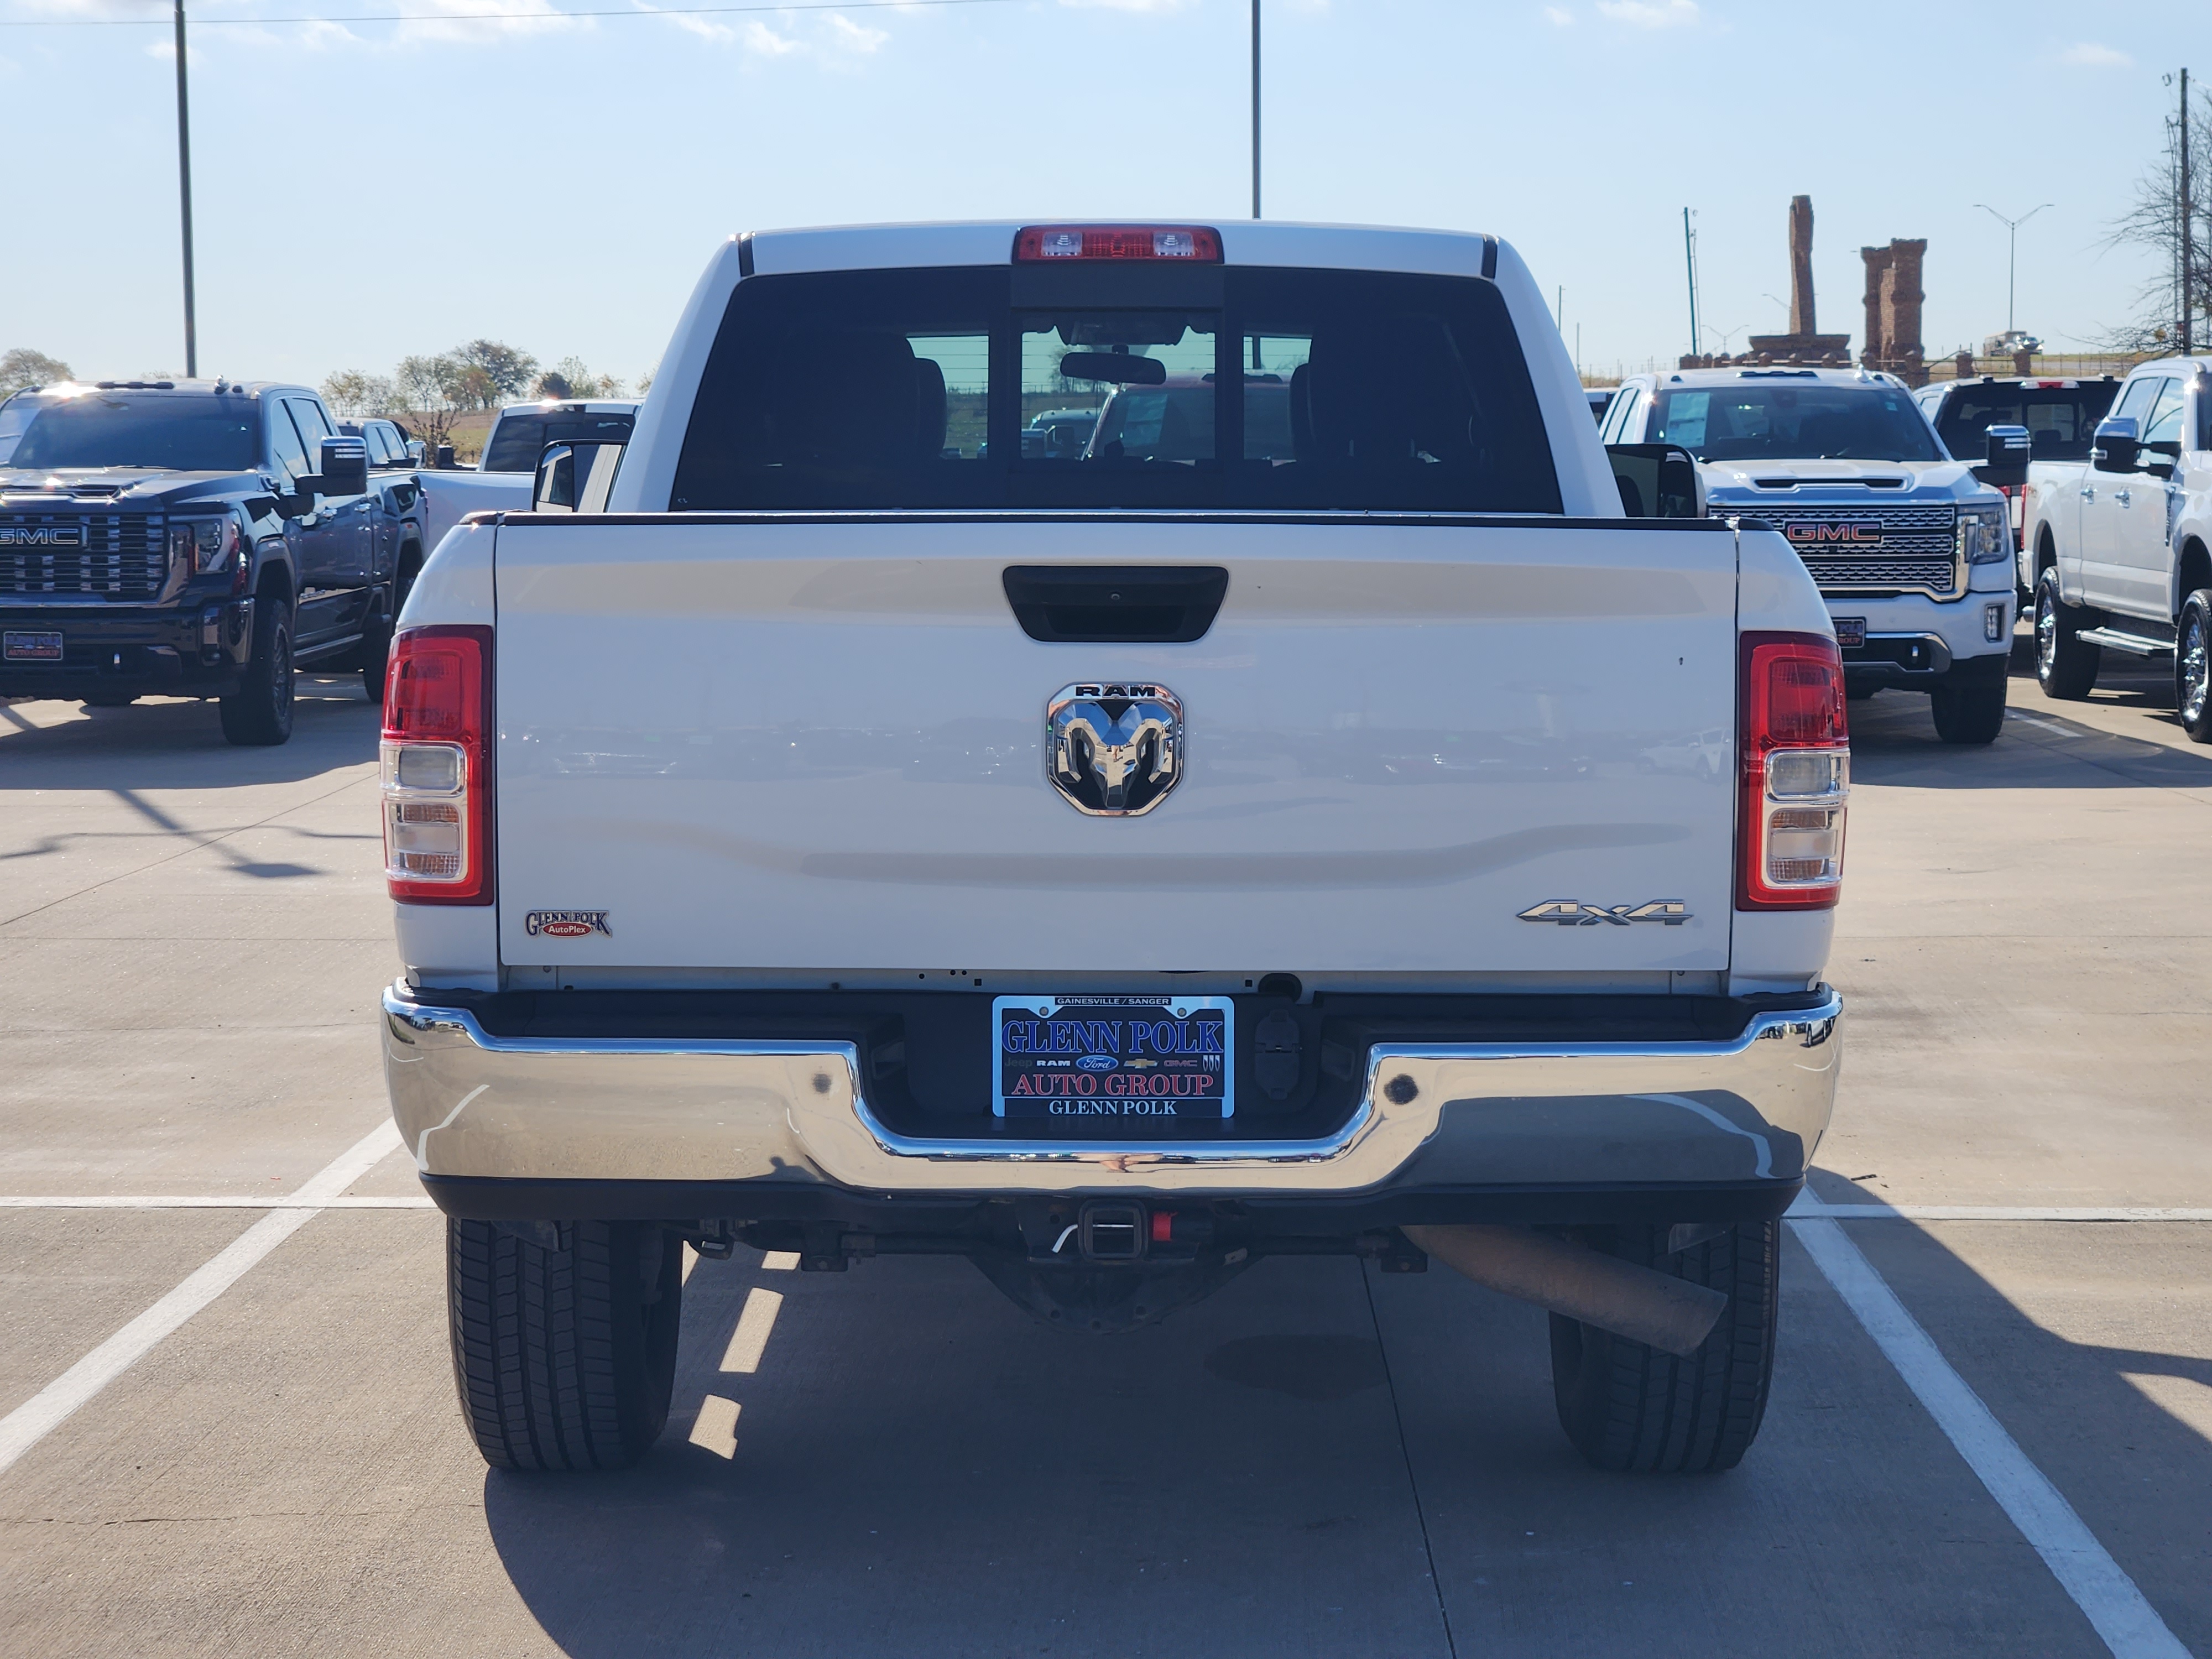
[[1543, 4, 1573, 23], [1596, 0, 1698, 25], [825, 13, 888, 53], [393, 0, 589, 48], [2060, 42, 2131, 69], [741, 18, 800, 54]]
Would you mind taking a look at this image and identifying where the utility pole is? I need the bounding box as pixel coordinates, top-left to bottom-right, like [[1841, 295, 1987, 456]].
[[1248, 0, 1265, 221], [1682, 208, 1700, 359], [1973, 203, 2052, 336], [174, 0, 197, 377], [2182, 67, 2194, 355]]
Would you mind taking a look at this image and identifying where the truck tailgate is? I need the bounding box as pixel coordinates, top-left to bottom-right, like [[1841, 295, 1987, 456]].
[[492, 517, 1739, 975]]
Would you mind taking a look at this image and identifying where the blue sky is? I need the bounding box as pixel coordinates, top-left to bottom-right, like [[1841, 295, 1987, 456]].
[[1, 0, 2202, 390]]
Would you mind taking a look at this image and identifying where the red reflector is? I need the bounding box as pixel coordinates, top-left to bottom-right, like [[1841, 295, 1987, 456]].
[[1760, 655, 1846, 748], [1013, 225, 1223, 263], [1151, 1210, 1174, 1244]]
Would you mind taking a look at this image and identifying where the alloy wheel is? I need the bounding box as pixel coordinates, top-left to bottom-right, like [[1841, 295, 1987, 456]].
[[2184, 612, 2209, 728]]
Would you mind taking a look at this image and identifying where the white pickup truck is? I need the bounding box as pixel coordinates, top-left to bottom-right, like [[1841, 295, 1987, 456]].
[[378, 220, 1846, 1477], [414, 398, 638, 551], [1604, 366, 2023, 744], [2019, 357, 2212, 740]]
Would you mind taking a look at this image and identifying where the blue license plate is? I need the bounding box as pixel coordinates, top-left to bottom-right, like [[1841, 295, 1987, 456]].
[[992, 994, 1234, 1120], [2, 630, 62, 662]]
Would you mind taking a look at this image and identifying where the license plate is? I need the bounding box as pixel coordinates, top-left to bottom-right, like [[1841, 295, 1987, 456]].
[[1833, 617, 1867, 649], [993, 994, 1234, 1121], [2, 630, 62, 662]]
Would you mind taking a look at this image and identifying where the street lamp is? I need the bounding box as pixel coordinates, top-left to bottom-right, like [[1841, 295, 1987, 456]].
[[1250, 0, 1260, 220], [174, 0, 197, 377], [1974, 203, 2053, 336]]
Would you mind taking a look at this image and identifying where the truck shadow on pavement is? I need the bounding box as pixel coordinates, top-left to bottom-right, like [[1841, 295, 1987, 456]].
[[1846, 648, 2212, 790], [478, 1230, 2212, 1659], [0, 677, 378, 790]]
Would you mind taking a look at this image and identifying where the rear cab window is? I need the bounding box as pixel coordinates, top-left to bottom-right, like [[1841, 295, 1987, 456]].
[[1933, 382, 2122, 462], [670, 262, 1561, 513], [483, 410, 638, 473]]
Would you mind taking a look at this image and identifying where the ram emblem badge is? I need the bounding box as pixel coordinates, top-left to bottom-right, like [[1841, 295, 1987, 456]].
[[1046, 682, 1183, 816]]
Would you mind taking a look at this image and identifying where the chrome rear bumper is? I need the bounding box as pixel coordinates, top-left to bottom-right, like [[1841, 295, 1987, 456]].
[[382, 982, 1841, 1201]]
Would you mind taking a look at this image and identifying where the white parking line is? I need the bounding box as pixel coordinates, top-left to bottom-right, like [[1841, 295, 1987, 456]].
[[0, 1194, 434, 1209], [0, 1119, 404, 1480], [1791, 1198, 2212, 1223], [1791, 1218, 2191, 1659]]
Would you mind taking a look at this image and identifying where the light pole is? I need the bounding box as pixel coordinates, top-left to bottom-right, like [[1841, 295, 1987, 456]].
[[174, 0, 197, 377], [1974, 202, 2052, 335], [1250, 0, 1260, 220]]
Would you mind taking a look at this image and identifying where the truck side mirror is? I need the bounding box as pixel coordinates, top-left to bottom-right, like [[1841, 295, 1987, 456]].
[[319, 435, 369, 496], [405, 439, 427, 466], [1971, 423, 2031, 488], [2091, 415, 2140, 474], [534, 440, 625, 514], [533, 443, 578, 512], [1605, 443, 1703, 518], [435, 443, 456, 469]]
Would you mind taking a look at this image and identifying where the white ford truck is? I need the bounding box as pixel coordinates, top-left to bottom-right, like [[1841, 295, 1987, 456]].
[[414, 398, 639, 552], [2018, 357, 2212, 739], [1604, 366, 2025, 744], [378, 221, 1846, 1476]]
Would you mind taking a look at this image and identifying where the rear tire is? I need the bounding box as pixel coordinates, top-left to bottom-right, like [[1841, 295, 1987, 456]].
[[1548, 1220, 1778, 1473], [218, 597, 294, 746], [359, 551, 419, 703], [447, 1218, 682, 1470], [2176, 589, 2212, 744], [1929, 662, 2008, 745], [2034, 570, 2100, 701]]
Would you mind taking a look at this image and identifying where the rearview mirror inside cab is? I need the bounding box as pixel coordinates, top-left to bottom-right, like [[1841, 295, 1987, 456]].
[[534, 440, 625, 514], [1605, 444, 1702, 518]]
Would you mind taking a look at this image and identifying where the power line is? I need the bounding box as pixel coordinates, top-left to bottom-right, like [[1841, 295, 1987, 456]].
[[0, 0, 1022, 27]]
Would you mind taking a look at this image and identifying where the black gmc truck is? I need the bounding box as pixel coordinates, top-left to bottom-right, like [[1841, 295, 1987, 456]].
[[0, 379, 423, 744]]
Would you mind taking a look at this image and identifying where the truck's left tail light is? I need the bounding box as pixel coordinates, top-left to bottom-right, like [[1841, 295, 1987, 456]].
[[381, 625, 492, 904], [1738, 632, 1849, 911]]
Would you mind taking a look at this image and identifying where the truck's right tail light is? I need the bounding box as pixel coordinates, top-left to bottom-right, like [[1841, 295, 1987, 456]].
[[1738, 632, 1849, 911], [381, 625, 492, 905]]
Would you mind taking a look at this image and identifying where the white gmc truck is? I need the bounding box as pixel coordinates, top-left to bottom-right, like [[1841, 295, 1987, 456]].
[[1604, 366, 2025, 744], [378, 221, 1846, 1477]]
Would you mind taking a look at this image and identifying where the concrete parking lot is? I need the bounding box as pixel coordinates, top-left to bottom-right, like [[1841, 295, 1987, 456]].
[[2, 646, 2207, 1658]]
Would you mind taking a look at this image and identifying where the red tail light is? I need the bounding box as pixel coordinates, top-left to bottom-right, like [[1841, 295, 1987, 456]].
[[1738, 632, 1849, 911], [380, 625, 493, 905], [1013, 225, 1223, 263]]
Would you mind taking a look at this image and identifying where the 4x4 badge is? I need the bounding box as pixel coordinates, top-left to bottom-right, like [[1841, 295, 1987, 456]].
[[1519, 900, 1689, 927]]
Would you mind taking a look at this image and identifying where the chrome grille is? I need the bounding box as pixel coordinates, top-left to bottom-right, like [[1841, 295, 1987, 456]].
[[1718, 502, 1960, 597], [0, 513, 169, 598]]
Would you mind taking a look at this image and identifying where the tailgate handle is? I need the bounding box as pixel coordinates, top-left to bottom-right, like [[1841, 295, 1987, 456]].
[[1001, 566, 1228, 643]]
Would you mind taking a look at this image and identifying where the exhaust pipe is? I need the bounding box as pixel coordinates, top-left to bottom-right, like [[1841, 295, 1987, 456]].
[[1400, 1224, 1728, 1358]]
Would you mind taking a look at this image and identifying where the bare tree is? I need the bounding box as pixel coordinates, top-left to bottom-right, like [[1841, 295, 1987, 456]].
[[321, 369, 397, 417], [395, 354, 465, 449], [533, 356, 624, 399], [2104, 79, 2211, 352], [1, 348, 73, 395]]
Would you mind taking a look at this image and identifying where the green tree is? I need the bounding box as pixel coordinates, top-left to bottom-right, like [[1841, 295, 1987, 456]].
[[453, 340, 538, 404], [533, 356, 624, 400], [1, 348, 73, 397]]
